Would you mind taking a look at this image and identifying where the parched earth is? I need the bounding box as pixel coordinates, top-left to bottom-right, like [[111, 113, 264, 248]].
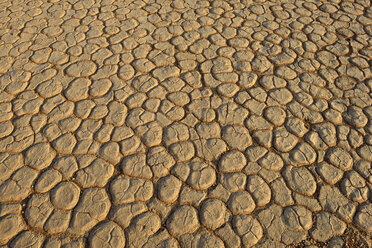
[[0, 0, 371, 247]]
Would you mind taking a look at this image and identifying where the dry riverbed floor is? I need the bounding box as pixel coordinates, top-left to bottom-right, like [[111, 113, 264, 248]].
[[0, 0, 371, 247]]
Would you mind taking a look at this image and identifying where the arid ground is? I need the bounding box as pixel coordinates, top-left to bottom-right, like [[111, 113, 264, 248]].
[[0, 0, 371, 247]]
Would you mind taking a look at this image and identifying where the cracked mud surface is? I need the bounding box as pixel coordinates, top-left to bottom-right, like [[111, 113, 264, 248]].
[[0, 0, 372, 247]]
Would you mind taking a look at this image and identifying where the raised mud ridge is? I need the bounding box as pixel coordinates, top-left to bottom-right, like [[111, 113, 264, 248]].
[[0, 0, 371, 247]]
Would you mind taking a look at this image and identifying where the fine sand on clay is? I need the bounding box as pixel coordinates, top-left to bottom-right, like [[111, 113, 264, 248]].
[[0, 0, 371, 247]]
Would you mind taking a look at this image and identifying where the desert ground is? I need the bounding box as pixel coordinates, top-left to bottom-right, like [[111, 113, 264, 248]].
[[0, 0, 371, 247]]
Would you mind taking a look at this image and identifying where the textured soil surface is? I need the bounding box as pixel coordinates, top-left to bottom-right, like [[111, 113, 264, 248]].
[[0, 0, 372, 247]]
